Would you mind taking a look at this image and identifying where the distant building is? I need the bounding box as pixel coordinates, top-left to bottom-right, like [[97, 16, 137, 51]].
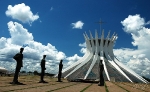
[[0, 67, 7, 75], [58, 30, 148, 83]]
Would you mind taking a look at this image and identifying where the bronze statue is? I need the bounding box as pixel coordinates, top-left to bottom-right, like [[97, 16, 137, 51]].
[[57, 60, 63, 82], [98, 60, 104, 86], [11, 48, 24, 84], [39, 55, 47, 83]]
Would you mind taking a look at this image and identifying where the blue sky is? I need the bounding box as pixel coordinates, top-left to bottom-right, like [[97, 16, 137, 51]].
[[0, 0, 150, 78]]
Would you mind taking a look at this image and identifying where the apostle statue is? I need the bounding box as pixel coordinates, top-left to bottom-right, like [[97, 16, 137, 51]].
[[39, 55, 47, 83], [98, 60, 104, 86], [57, 59, 63, 82], [11, 48, 24, 84]]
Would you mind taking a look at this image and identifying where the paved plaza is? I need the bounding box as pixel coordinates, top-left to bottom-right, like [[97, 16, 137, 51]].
[[0, 75, 149, 92]]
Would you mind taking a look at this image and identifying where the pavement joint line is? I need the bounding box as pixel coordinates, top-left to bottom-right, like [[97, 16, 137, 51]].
[[0, 81, 40, 87], [0, 77, 42, 87], [3, 82, 66, 92], [0, 83, 40, 87], [105, 82, 109, 92], [121, 82, 148, 92], [46, 83, 79, 92], [80, 83, 93, 92], [112, 82, 130, 92], [0, 85, 14, 87]]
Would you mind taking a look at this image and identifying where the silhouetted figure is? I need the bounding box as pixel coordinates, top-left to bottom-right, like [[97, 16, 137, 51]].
[[98, 60, 104, 86], [11, 48, 24, 84], [39, 55, 47, 83], [57, 60, 63, 82]]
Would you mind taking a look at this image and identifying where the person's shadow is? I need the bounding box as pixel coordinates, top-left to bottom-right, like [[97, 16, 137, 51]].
[[9, 82, 26, 85]]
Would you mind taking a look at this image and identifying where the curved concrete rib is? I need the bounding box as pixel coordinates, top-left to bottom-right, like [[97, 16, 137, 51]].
[[84, 33, 91, 52], [108, 32, 116, 60], [64, 33, 93, 78], [99, 30, 111, 81], [84, 31, 99, 79], [60, 33, 91, 74], [84, 54, 98, 79], [64, 53, 93, 78], [107, 55, 133, 82], [95, 30, 100, 53], [102, 58, 110, 81], [103, 31, 110, 81], [106, 36, 133, 82], [62, 51, 90, 74], [114, 57, 149, 83], [100, 30, 104, 58], [89, 31, 95, 54], [55, 49, 91, 77]]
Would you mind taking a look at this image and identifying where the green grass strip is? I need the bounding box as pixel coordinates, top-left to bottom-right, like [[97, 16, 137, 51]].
[[47, 83, 78, 92], [113, 82, 130, 92], [80, 83, 92, 92], [104, 82, 109, 92], [4, 82, 61, 92]]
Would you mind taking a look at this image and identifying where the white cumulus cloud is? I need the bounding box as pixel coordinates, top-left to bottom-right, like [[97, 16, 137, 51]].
[[7, 21, 33, 45], [114, 14, 150, 78], [71, 21, 84, 29], [0, 3, 83, 74], [66, 54, 81, 66], [6, 3, 39, 24], [79, 42, 86, 54], [121, 14, 145, 34], [0, 21, 82, 74]]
